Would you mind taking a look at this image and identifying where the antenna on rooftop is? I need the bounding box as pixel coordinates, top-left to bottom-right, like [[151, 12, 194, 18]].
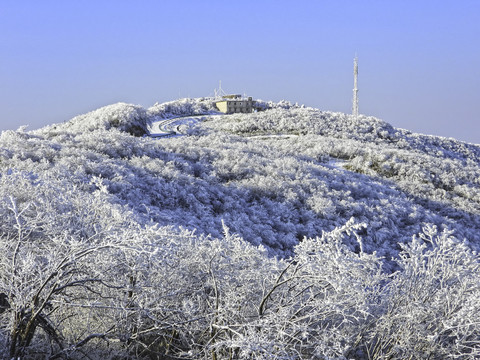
[[214, 80, 227, 98], [352, 55, 359, 120]]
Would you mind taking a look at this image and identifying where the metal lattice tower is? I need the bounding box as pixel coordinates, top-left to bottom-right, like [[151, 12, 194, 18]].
[[352, 56, 359, 119]]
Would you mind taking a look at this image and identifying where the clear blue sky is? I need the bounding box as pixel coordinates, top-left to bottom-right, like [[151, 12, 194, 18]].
[[1, 0, 479, 144]]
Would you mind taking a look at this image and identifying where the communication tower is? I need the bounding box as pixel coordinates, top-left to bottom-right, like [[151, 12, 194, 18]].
[[352, 56, 359, 120]]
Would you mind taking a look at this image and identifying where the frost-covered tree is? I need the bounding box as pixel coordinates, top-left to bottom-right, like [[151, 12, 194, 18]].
[[360, 225, 480, 359]]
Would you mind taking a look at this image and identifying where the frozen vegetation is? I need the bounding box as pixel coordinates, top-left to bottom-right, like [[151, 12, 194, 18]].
[[0, 97, 480, 358]]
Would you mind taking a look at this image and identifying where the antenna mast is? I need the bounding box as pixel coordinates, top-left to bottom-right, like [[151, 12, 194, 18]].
[[352, 56, 359, 120], [214, 80, 226, 98]]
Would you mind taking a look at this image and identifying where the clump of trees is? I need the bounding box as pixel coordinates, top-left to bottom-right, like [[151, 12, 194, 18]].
[[1, 182, 479, 359], [44, 102, 152, 136], [147, 97, 220, 120]]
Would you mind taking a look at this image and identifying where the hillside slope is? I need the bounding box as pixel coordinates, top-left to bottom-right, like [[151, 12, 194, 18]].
[[1, 97, 480, 358], [1, 98, 479, 262]]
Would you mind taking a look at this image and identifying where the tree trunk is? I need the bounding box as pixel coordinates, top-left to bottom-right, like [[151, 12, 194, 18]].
[[9, 309, 38, 358]]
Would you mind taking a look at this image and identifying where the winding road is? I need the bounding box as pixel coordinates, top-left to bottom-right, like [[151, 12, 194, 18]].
[[149, 116, 198, 137]]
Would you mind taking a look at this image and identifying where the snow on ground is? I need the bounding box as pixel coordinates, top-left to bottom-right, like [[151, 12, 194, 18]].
[[248, 134, 300, 139], [326, 158, 347, 169], [149, 115, 213, 137]]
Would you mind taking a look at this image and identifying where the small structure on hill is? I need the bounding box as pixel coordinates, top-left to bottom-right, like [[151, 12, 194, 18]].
[[215, 95, 255, 114], [213, 81, 258, 114]]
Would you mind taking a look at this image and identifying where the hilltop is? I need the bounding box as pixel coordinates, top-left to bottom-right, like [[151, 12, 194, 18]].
[[1, 97, 480, 358]]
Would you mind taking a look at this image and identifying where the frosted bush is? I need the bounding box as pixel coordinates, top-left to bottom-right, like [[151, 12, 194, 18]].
[[147, 97, 219, 119], [50, 102, 151, 136], [360, 225, 480, 359]]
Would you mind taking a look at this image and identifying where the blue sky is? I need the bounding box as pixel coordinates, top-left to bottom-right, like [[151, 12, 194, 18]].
[[1, 0, 479, 144]]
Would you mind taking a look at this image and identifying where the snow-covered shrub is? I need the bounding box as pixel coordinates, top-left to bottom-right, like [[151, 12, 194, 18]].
[[147, 97, 219, 120], [253, 99, 304, 111], [360, 225, 480, 359], [0, 172, 133, 357], [257, 219, 385, 359], [49, 102, 150, 136], [119, 224, 281, 359]]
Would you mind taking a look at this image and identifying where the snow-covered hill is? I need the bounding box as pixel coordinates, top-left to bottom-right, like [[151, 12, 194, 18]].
[[16, 97, 480, 262], [1, 97, 480, 358]]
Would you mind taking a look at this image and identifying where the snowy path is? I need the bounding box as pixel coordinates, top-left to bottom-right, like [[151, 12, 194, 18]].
[[149, 115, 209, 137], [248, 134, 299, 139]]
